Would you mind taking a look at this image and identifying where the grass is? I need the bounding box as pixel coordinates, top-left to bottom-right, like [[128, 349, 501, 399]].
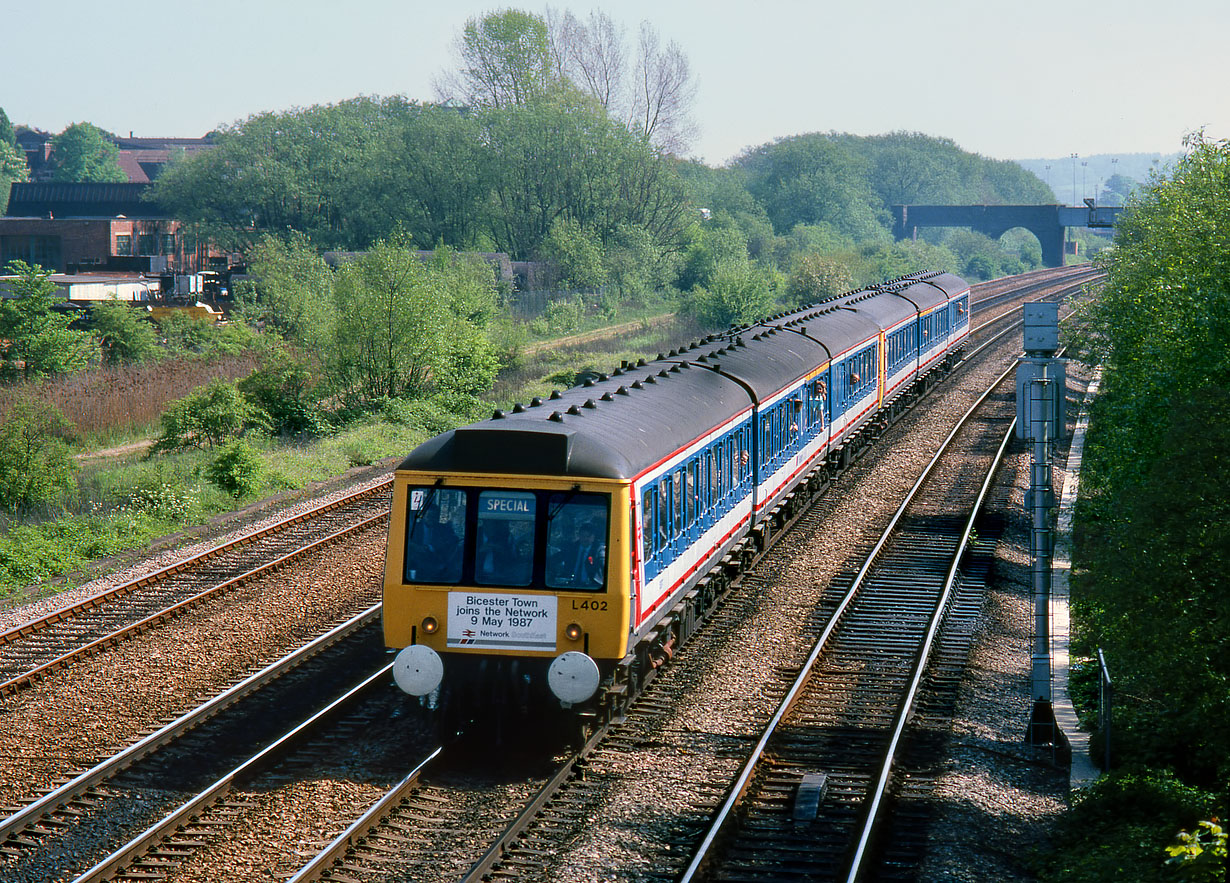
[[0, 300, 698, 602]]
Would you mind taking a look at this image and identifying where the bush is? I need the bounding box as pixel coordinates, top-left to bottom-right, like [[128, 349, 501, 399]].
[[0, 397, 78, 513], [205, 440, 263, 497], [1034, 769, 1223, 882], [237, 348, 330, 436], [151, 379, 266, 453]]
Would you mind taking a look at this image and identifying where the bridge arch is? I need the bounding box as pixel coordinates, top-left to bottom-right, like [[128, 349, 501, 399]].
[[891, 204, 1122, 268]]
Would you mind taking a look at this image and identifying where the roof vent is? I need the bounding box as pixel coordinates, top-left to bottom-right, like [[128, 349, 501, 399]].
[[530, 396, 544, 407], [583, 378, 595, 387], [637, 358, 647, 367], [631, 381, 643, 390], [583, 399, 597, 409], [658, 369, 670, 377], [549, 390, 562, 400], [600, 391, 614, 401], [512, 403, 526, 413], [616, 385, 630, 395], [492, 409, 505, 419], [549, 411, 563, 422], [567, 404, 582, 415]]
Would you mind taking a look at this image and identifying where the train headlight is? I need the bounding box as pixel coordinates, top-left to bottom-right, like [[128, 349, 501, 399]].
[[565, 622, 583, 641], [421, 616, 439, 634]]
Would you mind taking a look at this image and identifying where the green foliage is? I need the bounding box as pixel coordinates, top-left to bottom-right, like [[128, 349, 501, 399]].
[[150, 379, 265, 454], [736, 134, 885, 241], [1165, 820, 1227, 880], [844, 239, 960, 285], [682, 258, 777, 328], [0, 261, 99, 378], [452, 9, 553, 108], [236, 232, 336, 350], [89, 301, 158, 365], [0, 397, 78, 513], [1034, 769, 1222, 882], [50, 122, 126, 183], [237, 348, 329, 436], [0, 108, 14, 146], [0, 138, 27, 215], [205, 440, 264, 497], [1069, 135, 1230, 785], [152, 313, 258, 357], [539, 217, 608, 289], [330, 237, 501, 406], [786, 253, 855, 307]]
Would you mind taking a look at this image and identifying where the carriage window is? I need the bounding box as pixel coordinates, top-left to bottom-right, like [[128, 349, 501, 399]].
[[657, 479, 669, 551], [545, 492, 609, 590], [642, 488, 654, 561], [474, 491, 535, 586], [404, 487, 467, 584]]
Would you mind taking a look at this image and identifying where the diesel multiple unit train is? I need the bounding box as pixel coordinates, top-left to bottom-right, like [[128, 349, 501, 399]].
[[383, 271, 971, 721]]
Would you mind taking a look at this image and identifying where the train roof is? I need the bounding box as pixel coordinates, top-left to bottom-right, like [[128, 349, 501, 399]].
[[779, 303, 883, 356], [398, 355, 753, 480], [399, 272, 968, 481]]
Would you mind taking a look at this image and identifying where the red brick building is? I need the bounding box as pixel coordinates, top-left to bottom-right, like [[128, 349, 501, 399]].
[[0, 182, 225, 275]]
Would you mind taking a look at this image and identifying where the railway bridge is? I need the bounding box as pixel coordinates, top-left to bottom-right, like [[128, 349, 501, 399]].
[[890, 203, 1125, 267]]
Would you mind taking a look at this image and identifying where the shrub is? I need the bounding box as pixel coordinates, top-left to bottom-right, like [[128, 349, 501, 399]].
[[151, 379, 266, 453], [1035, 769, 1223, 882], [205, 441, 263, 497], [0, 397, 77, 512]]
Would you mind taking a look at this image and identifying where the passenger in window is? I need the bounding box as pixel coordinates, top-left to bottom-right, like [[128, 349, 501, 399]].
[[570, 520, 606, 587], [477, 520, 529, 583]]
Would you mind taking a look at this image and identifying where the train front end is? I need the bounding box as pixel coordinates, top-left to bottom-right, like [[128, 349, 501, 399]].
[[383, 464, 632, 712]]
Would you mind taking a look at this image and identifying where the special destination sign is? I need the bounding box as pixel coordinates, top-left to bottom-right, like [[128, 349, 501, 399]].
[[447, 592, 557, 651]]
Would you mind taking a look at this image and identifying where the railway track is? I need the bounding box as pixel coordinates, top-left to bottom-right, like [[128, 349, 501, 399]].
[[0, 481, 392, 696], [679, 358, 1019, 882]]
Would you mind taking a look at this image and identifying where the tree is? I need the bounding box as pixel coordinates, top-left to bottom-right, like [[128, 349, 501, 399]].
[[736, 135, 886, 242], [237, 232, 336, 351], [786, 254, 855, 306], [1070, 133, 1230, 785], [50, 122, 126, 183], [0, 397, 77, 513], [547, 11, 697, 154], [0, 261, 98, 378], [682, 256, 777, 329], [538, 216, 607, 289], [626, 22, 697, 154], [330, 238, 500, 405], [0, 138, 27, 214], [437, 9, 554, 108], [0, 107, 15, 146], [150, 379, 265, 453], [151, 98, 415, 250], [89, 300, 158, 365]]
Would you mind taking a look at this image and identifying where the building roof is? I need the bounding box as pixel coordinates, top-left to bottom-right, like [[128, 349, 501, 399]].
[[4, 182, 170, 219]]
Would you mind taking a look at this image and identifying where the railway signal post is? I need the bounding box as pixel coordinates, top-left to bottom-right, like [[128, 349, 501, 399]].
[[1016, 302, 1069, 747]]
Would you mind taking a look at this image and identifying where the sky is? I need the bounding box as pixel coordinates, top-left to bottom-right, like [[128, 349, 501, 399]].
[[5, 0, 1228, 167]]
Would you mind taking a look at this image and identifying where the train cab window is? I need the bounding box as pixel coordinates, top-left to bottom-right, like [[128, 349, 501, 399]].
[[404, 487, 467, 584], [474, 491, 535, 586], [544, 492, 609, 590]]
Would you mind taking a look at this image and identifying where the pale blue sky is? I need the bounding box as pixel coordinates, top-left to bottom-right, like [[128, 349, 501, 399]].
[[5, 0, 1227, 165]]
